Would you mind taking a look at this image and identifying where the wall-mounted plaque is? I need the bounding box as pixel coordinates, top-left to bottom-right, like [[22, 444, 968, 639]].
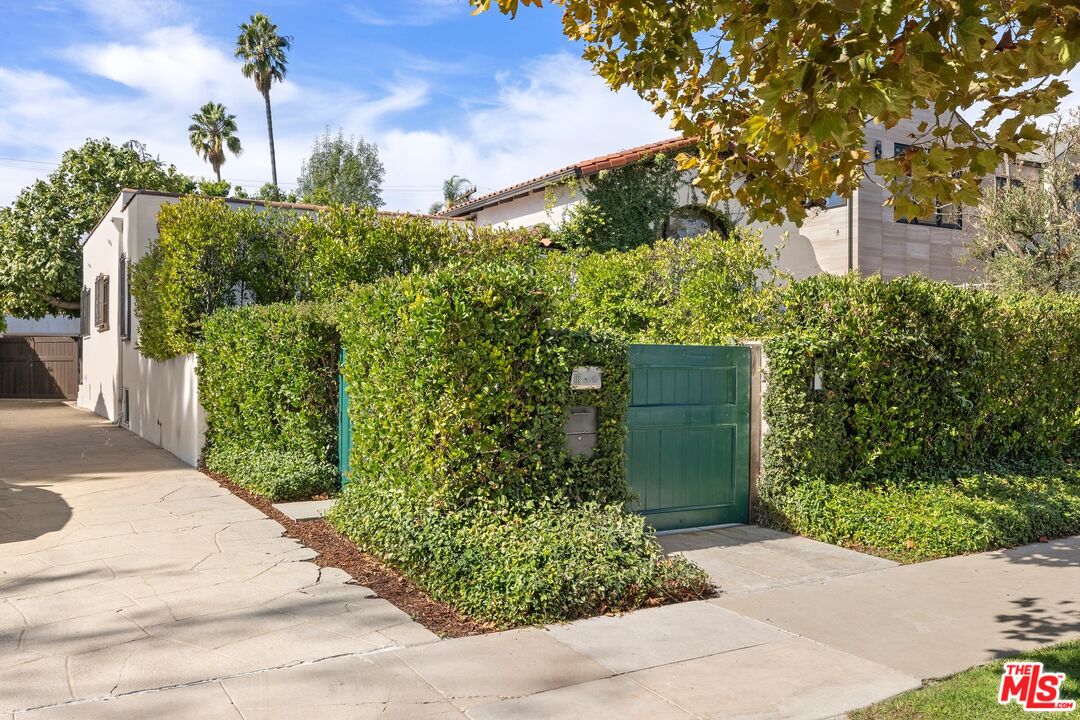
[[570, 366, 602, 390]]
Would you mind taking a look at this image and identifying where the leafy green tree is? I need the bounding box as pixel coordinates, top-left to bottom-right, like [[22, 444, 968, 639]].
[[188, 101, 242, 182], [256, 182, 297, 203], [297, 129, 385, 207], [0, 139, 193, 319], [969, 116, 1080, 292], [235, 13, 291, 186], [429, 175, 475, 214], [197, 179, 232, 197], [554, 154, 682, 252], [475, 0, 1080, 225]]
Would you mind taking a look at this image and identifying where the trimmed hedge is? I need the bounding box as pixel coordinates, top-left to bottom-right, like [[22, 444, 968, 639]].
[[540, 230, 784, 344], [337, 261, 629, 504], [196, 303, 339, 470], [760, 273, 1080, 556], [133, 198, 539, 360], [205, 446, 337, 501], [328, 480, 710, 627], [329, 262, 712, 625]]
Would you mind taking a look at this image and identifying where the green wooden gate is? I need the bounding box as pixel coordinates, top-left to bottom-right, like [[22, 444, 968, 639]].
[[625, 344, 751, 531]]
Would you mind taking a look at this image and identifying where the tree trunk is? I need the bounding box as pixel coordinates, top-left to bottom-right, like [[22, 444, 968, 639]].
[[214, 164, 222, 182], [43, 295, 81, 312], [263, 90, 278, 186]]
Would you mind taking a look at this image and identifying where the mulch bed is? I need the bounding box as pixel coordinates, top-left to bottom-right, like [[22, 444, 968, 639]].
[[203, 469, 494, 638]]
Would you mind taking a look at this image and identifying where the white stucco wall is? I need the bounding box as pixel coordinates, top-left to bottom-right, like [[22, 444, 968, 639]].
[[78, 192, 206, 466], [473, 175, 822, 280]]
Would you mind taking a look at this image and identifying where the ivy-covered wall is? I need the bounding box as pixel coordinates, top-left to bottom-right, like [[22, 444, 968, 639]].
[[337, 261, 629, 505], [327, 262, 710, 626], [761, 274, 1080, 498], [132, 196, 539, 361]]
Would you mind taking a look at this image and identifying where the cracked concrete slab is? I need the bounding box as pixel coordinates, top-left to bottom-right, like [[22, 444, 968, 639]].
[[0, 401, 437, 715]]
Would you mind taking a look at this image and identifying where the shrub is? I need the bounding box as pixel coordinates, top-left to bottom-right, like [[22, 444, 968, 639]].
[[541, 230, 785, 344], [331, 262, 714, 624], [338, 262, 629, 505], [206, 445, 337, 501], [327, 479, 711, 627], [132, 198, 539, 360], [132, 197, 306, 360], [296, 205, 537, 301], [759, 273, 1080, 556], [762, 274, 1080, 491], [196, 303, 338, 462], [765, 463, 1080, 562]]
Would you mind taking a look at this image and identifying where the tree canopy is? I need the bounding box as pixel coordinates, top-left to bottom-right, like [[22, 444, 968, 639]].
[[474, 0, 1080, 225], [0, 139, 193, 319], [968, 115, 1080, 292], [188, 101, 242, 182], [236, 13, 291, 186], [297, 129, 385, 207]]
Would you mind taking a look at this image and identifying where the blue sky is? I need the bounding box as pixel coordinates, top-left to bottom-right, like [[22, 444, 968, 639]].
[[0, 0, 673, 209]]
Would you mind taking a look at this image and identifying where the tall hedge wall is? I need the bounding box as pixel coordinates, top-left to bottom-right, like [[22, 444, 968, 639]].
[[540, 229, 784, 344], [762, 274, 1080, 496], [328, 262, 711, 625], [336, 261, 629, 505], [133, 197, 539, 360], [196, 303, 339, 462]]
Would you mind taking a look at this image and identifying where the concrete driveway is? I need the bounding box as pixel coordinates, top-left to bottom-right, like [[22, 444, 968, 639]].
[[3, 400, 1080, 719]]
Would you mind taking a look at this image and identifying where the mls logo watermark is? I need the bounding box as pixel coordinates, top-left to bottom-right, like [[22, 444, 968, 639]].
[[998, 662, 1076, 712]]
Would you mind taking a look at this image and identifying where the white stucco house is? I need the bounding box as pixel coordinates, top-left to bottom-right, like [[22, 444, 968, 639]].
[[77, 190, 328, 466], [441, 110, 1030, 284]]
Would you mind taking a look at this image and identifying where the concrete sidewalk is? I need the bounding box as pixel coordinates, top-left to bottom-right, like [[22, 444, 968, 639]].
[[3, 401, 1080, 719]]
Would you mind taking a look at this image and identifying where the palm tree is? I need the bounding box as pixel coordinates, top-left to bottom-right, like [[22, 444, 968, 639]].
[[188, 102, 242, 181], [235, 13, 291, 186], [429, 175, 475, 214]]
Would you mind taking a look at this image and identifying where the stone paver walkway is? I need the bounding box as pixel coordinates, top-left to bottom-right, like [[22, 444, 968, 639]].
[[3, 401, 1080, 719]]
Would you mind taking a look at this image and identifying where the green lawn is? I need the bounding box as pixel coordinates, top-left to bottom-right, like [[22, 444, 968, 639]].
[[852, 639, 1080, 719]]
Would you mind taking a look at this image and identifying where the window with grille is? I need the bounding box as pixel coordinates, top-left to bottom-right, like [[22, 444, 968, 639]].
[[94, 274, 109, 332]]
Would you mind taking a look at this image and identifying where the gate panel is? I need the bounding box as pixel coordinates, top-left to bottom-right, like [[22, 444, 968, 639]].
[[626, 344, 750, 530]]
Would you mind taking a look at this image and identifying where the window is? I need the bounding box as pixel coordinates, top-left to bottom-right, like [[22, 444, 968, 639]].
[[996, 176, 1024, 190], [80, 287, 91, 337], [118, 255, 131, 341], [892, 143, 962, 229], [94, 274, 109, 332]]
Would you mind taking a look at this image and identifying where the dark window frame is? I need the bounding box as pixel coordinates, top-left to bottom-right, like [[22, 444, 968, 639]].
[[118, 254, 131, 341], [80, 287, 91, 337], [892, 143, 963, 230], [94, 274, 110, 332]]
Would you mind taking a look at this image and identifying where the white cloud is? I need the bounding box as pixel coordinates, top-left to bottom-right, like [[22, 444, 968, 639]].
[[0, 20, 671, 213]]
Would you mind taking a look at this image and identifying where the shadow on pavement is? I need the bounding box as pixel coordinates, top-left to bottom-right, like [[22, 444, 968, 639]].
[[0, 481, 73, 544]]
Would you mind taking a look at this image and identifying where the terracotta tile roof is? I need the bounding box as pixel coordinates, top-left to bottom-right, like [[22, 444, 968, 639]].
[[442, 136, 696, 217]]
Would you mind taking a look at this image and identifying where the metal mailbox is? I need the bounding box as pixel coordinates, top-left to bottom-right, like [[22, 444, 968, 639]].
[[565, 405, 597, 458]]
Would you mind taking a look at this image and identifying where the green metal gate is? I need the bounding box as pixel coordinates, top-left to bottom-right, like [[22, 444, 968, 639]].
[[338, 348, 351, 485], [625, 344, 751, 531]]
